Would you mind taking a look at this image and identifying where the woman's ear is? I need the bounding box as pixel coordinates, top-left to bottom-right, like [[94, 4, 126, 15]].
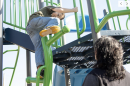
[[95, 51, 97, 60]]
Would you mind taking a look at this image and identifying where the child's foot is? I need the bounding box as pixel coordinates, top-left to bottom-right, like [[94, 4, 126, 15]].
[[36, 69, 44, 78], [39, 26, 60, 37]]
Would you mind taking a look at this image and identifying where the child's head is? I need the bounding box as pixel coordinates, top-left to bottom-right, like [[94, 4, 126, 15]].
[[51, 12, 65, 20]]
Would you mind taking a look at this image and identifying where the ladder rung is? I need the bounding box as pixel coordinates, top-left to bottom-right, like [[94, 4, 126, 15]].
[[26, 77, 44, 84], [3, 49, 18, 54], [3, 67, 14, 71]]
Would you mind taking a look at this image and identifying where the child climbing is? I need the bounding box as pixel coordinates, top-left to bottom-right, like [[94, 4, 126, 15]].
[[26, 6, 78, 78]]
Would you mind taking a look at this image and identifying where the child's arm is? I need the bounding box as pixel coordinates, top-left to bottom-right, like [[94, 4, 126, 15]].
[[52, 7, 78, 13]]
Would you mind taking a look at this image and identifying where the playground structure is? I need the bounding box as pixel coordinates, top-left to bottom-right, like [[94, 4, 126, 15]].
[[1, 0, 130, 86]]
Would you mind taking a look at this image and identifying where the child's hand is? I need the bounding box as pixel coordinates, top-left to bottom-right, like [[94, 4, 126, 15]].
[[74, 7, 78, 12]]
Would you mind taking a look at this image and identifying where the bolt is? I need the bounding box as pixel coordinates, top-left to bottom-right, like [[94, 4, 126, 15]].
[[56, 51, 58, 54]]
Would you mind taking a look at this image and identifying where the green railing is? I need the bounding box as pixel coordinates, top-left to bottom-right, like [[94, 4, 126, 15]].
[[73, 0, 86, 39], [26, 25, 70, 86], [90, 0, 130, 33], [3, 0, 69, 86], [3, 47, 20, 86]]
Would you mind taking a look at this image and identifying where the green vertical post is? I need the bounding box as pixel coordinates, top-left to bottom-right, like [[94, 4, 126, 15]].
[[46, 0, 48, 6], [90, 0, 99, 30], [24, 0, 27, 27], [106, 0, 116, 30], [36, 0, 39, 11], [79, 0, 86, 35], [117, 16, 121, 30], [50, 0, 53, 5], [10, 0, 12, 23], [9, 47, 20, 86], [40, 37, 53, 86], [125, 0, 130, 18], [19, 0, 22, 31], [31, 0, 34, 13], [73, 0, 80, 38], [13, 0, 16, 30], [28, 0, 30, 17]]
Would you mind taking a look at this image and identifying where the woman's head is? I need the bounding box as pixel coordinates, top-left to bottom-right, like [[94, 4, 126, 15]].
[[94, 36, 125, 80]]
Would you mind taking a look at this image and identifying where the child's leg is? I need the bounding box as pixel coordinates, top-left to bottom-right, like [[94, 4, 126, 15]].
[[27, 17, 60, 33], [39, 17, 60, 37], [26, 16, 59, 68]]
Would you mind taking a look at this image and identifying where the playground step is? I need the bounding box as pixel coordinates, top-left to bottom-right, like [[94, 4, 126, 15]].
[[4, 28, 35, 52], [52, 30, 130, 69], [26, 77, 43, 84]]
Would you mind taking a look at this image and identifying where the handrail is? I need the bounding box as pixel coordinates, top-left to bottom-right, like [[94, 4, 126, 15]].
[[3, 49, 18, 54], [73, 0, 86, 39], [96, 9, 130, 33], [106, 0, 116, 30], [46, 25, 70, 46], [73, 0, 80, 38], [40, 26, 70, 86], [125, 0, 130, 30], [9, 46, 20, 86], [79, 0, 86, 36], [3, 67, 14, 71]]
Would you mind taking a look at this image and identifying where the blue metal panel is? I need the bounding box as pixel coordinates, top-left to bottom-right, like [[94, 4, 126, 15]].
[[53, 65, 93, 86]]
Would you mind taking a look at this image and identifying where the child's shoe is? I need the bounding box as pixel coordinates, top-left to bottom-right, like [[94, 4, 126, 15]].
[[36, 69, 44, 79], [39, 26, 60, 37]]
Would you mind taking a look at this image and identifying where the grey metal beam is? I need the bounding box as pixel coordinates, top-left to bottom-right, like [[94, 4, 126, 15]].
[[103, 9, 111, 30], [0, 0, 3, 86], [26, 50, 32, 86], [39, 0, 44, 9], [64, 68, 71, 86], [87, 0, 101, 44]]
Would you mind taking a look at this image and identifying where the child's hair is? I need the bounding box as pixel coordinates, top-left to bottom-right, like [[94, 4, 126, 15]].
[[60, 13, 65, 20]]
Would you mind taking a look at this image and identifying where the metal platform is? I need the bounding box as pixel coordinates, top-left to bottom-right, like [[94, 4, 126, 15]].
[[3, 28, 35, 52], [52, 30, 130, 69], [3, 28, 130, 69]]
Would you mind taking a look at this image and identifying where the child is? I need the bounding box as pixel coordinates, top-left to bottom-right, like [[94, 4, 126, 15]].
[[26, 6, 78, 78]]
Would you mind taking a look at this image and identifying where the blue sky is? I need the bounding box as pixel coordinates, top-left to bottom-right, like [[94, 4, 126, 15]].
[[3, 0, 130, 86]]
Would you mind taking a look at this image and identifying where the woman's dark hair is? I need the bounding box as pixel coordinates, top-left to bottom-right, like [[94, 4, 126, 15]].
[[94, 36, 125, 81]]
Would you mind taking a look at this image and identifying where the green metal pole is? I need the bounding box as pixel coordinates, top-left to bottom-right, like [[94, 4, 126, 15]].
[[19, 0, 22, 31], [117, 16, 122, 30], [13, 0, 16, 30], [24, 0, 27, 27], [46, 0, 48, 6], [28, 0, 30, 17], [90, 0, 99, 30], [73, 0, 80, 38], [3, 67, 14, 71], [3, 49, 18, 54], [46, 25, 70, 46], [36, 0, 39, 11], [40, 37, 53, 86], [50, 0, 53, 5], [106, 0, 116, 30], [96, 9, 130, 32], [9, 47, 20, 86], [79, 0, 86, 35], [3, 21, 25, 30], [31, 0, 34, 13]]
